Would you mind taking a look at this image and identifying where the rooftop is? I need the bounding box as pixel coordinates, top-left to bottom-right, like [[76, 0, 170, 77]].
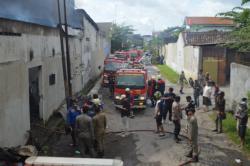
[[182, 31, 232, 46], [185, 17, 234, 26]]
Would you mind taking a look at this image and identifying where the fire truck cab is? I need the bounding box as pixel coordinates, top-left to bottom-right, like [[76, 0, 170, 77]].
[[103, 57, 128, 87], [114, 51, 129, 61], [114, 69, 147, 109]]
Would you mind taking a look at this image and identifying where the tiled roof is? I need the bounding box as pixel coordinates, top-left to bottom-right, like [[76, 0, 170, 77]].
[[182, 31, 232, 46], [185, 17, 234, 26]]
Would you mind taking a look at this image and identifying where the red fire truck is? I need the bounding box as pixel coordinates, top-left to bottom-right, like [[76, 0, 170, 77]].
[[127, 49, 143, 62], [102, 57, 128, 87], [114, 51, 129, 61], [114, 69, 147, 109]]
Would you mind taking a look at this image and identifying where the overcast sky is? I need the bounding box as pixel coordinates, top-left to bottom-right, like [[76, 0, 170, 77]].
[[75, 0, 242, 35]]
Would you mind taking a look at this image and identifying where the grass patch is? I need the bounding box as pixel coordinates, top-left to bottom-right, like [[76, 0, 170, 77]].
[[210, 112, 250, 154], [156, 65, 179, 84]]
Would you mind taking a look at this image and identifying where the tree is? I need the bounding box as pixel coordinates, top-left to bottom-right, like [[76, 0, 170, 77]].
[[111, 23, 134, 52], [218, 0, 250, 52]]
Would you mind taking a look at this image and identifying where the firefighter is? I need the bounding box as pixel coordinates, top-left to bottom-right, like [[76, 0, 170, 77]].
[[108, 75, 115, 98], [121, 94, 130, 137], [148, 76, 157, 107], [125, 88, 135, 118]]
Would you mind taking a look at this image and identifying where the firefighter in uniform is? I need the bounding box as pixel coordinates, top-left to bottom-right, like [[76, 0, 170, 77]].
[[148, 76, 157, 107], [125, 88, 135, 118], [108, 75, 115, 98]]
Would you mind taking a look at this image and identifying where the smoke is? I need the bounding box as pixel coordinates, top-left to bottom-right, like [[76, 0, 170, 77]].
[[0, 0, 82, 29]]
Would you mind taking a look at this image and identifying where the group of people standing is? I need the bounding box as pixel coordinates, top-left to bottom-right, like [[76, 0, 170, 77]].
[[147, 76, 166, 107], [66, 94, 107, 158], [183, 69, 248, 147], [153, 85, 199, 162]]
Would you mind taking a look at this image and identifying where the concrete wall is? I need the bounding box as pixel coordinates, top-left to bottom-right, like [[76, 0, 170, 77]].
[[183, 46, 200, 79], [0, 26, 65, 146], [0, 61, 30, 146], [230, 63, 250, 102], [160, 33, 200, 79], [0, 17, 109, 147]]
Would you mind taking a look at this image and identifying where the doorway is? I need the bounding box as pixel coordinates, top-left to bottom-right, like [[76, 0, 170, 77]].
[[29, 66, 42, 123]]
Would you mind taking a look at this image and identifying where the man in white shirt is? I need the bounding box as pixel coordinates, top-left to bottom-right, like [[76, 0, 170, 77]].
[[202, 82, 212, 112]]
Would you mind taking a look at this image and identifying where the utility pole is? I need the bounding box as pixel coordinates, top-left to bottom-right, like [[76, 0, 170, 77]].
[[63, 0, 73, 97], [57, 0, 69, 108]]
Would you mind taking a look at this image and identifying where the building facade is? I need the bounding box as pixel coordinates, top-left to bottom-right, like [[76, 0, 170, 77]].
[[0, 9, 110, 146]]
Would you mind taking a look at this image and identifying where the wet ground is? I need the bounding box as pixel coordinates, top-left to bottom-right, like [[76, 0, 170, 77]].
[[34, 65, 250, 166]]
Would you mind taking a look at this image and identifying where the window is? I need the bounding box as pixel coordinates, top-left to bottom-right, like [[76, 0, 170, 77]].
[[49, 74, 56, 85], [29, 49, 34, 61]]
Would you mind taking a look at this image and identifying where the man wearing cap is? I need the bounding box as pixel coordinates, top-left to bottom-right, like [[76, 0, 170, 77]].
[[186, 109, 199, 162], [235, 98, 248, 147], [76, 105, 95, 157], [93, 105, 107, 157]]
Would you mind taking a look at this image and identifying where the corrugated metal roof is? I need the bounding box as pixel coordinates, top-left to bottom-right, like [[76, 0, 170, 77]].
[[182, 31, 232, 46], [185, 17, 234, 26]]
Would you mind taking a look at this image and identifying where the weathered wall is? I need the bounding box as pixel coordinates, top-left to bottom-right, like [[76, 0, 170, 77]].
[[83, 17, 105, 79], [230, 63, 250, 102], [0, 28, 65, 146], [183, 46, 200, 79], [0, 61, 30, 146], [160, 33, 200, 79], [0, 18, 109, 147]]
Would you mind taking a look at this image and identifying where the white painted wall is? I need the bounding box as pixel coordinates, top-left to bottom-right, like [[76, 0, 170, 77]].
[[0, 17, 109, 147], [160, 33, 200, 79], [230, 63, 250, 102], [183, 46, 200, 79]]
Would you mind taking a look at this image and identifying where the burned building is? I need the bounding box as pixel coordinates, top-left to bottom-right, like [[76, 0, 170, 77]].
[[0, 1, 110, 147]]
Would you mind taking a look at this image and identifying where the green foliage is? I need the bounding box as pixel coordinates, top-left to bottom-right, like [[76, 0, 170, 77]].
[[163, 26, 184, 38], [242, 0, 250, 5], [218, 0, 250, 52], [111, 23, 134, 52], [156, 65, 179, 83], [210, 112, 250, 154]]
